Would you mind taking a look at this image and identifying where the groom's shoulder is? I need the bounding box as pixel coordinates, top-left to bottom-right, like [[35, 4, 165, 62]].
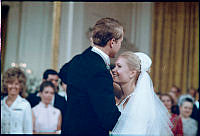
[[61, 46, 105, 72], [71, 46, 92, 61]]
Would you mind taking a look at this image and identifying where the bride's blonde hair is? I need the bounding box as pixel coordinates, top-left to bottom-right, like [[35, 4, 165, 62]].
[[119, 51, 141, 83], [119, 51, 141, 72]]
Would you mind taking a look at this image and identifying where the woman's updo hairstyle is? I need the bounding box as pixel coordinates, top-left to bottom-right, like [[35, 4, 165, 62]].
[[119, 51, 141, 72]]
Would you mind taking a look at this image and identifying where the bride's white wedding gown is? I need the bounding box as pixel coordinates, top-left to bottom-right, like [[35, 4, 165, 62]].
[[111, 52, 173, 136]]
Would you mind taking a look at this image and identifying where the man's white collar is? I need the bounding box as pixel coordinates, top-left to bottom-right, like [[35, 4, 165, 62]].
[[91, 46, 110, 66]]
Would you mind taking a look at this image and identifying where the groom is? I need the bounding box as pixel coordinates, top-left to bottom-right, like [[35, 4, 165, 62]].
[[59, 17, 124, 136]]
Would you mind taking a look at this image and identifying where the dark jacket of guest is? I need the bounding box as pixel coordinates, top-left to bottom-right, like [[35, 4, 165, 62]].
[[59, 47, 121, 136], [26, 91, 40, 108], [54, 93, 67, 116]]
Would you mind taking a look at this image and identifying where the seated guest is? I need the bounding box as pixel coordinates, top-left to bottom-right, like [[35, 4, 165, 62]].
[[160, 93, 183, 136], [27, 69, 67, 117], [186, 87, 199, 121], [169, 85, 181, 115], [178, 94, 199, 122], [170, 85, 182, 100], [32, 81, 62, 134], [1, 67, 32, 134], [187, 87, 197, 100], [179, 95, 198, 136]]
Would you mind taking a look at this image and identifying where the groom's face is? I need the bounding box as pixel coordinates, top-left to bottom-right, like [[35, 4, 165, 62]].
[[110, 32, 124, 58]]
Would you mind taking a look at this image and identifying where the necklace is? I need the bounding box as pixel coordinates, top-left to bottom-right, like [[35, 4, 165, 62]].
[[117, 93, 134, 108]]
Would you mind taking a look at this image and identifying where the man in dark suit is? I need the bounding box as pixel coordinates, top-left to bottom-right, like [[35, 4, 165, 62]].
[[27, 69, 67, 116], [59, 17, 124, 136]]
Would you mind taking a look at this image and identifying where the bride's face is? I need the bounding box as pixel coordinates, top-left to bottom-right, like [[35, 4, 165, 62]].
[[112, 57, 133, 84]]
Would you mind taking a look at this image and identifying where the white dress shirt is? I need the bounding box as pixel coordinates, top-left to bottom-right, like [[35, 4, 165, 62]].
[[91, 46, 110, 69], [1, 95, 33, 134], [195, 100, 199, 109], [58, 90, 67, 102]]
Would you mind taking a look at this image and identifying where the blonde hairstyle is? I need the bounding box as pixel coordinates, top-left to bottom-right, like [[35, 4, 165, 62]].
[[2, 67, 27, 98], [119, 51, 141, 83], [119, 51, 141, 72], [92, 17, 123, 47]]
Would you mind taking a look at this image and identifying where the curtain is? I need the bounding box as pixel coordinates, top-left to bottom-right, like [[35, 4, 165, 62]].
[[1, 5, 10, 73], [151, 2, 199, 94]]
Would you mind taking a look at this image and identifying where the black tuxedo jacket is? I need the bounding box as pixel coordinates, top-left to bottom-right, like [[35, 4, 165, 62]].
[[59, 47, 121, 136]]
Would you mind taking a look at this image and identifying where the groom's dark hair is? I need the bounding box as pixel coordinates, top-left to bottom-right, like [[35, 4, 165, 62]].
[[92, 17, 123, 47]]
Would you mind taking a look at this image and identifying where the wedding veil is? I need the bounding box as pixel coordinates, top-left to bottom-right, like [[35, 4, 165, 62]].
[[112, 52, 173, 136]]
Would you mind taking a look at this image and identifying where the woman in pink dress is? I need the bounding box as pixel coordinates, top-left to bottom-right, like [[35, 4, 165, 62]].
[[32, 81, 62, 134]]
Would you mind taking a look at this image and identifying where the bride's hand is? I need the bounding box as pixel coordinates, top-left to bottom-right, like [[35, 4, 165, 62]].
[[113, 82, 123, 98], [110, 69, 114, 78]]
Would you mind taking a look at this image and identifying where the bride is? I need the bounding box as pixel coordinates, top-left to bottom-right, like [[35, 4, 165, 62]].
[[111, 51, 173, 136]]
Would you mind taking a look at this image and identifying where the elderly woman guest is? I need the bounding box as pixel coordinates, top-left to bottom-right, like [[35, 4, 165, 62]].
[[1, 67, 33, 134], [160, 93, 183, 136], [32, 81, 62, 134], [179, 95, 198, 136]]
